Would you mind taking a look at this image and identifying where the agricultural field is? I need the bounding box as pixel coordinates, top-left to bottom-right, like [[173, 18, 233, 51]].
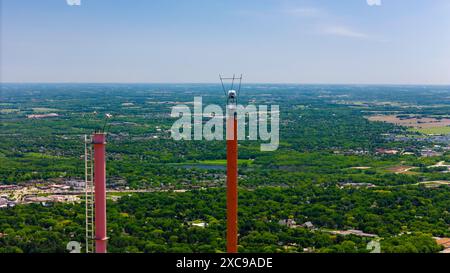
[[367, 115, 450, 130], [413, 127, 450, 135]]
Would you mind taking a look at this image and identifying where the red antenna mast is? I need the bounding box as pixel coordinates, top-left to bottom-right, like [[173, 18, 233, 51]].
[[84, 113, 112, 253], [220, 74, 242, 253], [92, 132, 107, 253]]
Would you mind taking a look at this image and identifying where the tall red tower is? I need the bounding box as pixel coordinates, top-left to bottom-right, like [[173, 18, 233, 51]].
[[226, 103, 238, 253], [220, 74, 242, 253], [92, 133, 107, 253]]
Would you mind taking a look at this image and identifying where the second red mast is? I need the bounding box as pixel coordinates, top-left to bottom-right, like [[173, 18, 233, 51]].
[[92, 133, 107, 253]]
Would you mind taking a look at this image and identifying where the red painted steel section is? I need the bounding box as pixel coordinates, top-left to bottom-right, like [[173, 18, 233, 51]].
[[92, 133, 107, 253], [226, 114, 238, 253]]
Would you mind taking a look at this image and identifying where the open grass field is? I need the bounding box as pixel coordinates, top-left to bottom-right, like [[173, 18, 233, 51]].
[[0, 109, 20, 114], [197, 159, 254, 165], [411, 126, 450, 135]]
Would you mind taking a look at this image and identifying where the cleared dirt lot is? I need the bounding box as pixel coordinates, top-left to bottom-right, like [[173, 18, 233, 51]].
[[367, 115, 450, 129], [386, 165, 416, 174]]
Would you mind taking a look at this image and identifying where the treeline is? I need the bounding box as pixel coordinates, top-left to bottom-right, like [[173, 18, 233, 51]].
[[0, 186, 447, 253]]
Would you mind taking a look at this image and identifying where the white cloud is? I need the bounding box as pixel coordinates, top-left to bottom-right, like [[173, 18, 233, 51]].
[[66, 0, 81, 6], [323, 26, 369, 39], [285, 7, 323, 18], [367, 0, 382, 6]]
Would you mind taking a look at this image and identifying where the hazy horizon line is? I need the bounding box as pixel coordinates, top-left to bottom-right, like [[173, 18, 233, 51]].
[[2, 82, 450, 87]]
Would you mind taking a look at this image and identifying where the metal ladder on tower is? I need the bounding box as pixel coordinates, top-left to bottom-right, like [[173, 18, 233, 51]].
[[84, 135, 95, 253]]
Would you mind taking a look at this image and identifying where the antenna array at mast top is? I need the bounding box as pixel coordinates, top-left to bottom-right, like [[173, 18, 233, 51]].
[[219, 74, 243, 95], [219, 74, 243, 105], [82, 112, 114, 134]]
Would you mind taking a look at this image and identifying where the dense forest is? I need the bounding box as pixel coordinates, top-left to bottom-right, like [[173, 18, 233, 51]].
[[0, 84, 449, 253], [1, 186, 447, 253]]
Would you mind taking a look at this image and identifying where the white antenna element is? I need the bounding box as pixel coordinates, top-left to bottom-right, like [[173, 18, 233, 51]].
[[219, 74, 243, 106]]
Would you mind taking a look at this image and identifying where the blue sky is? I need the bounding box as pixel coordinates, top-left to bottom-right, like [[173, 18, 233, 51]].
[[1, 0, 449, 84]]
